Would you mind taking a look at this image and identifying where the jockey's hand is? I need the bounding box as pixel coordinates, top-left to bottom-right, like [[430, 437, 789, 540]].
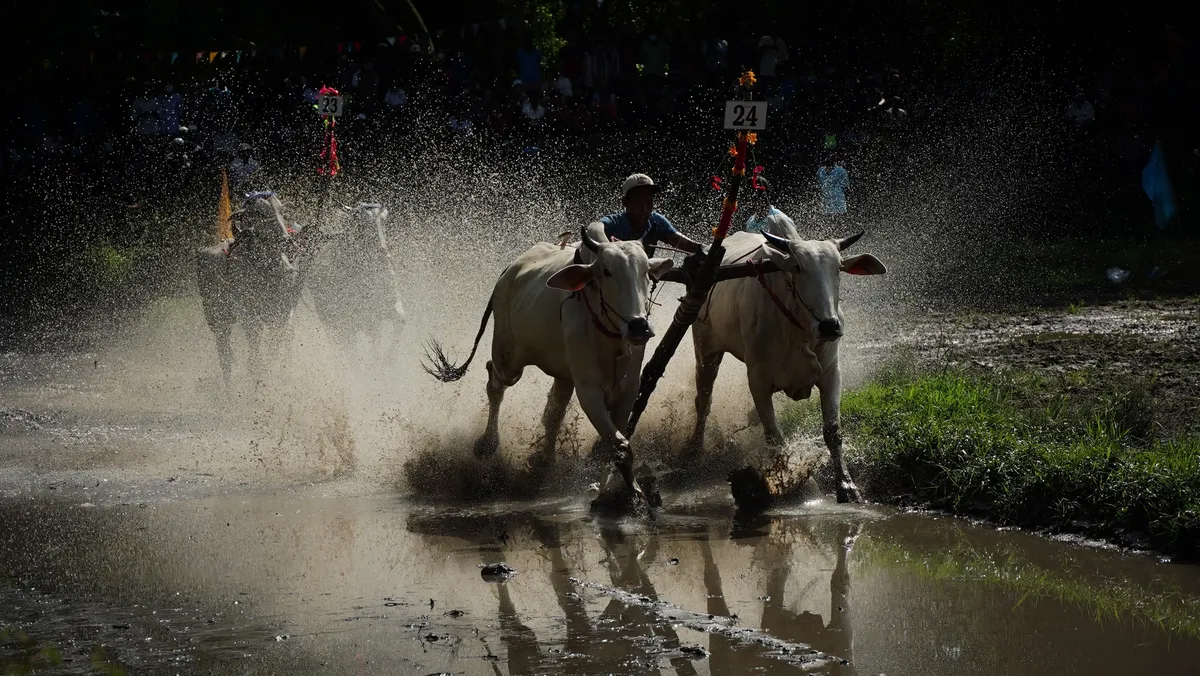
[[682, 246, 708, 281]]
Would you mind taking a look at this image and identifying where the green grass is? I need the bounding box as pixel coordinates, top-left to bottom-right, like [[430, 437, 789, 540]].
[[785, 361, 1200, 559]]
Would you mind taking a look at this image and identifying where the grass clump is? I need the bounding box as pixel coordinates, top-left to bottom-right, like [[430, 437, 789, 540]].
[[789, 361, 1200, 559]]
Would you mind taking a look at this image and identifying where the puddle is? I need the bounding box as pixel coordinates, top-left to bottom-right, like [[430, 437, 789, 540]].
[[1, 490, 1198, 674]]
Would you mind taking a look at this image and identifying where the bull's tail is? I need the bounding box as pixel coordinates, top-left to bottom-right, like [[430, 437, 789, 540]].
[[422, 297, 494, 383]]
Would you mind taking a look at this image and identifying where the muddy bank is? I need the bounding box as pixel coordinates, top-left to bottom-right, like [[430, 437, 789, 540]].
[[901, 297, 1200, 439], [793, 297, 1200, 560]]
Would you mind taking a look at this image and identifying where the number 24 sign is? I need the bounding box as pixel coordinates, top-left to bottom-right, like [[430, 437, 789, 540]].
[[723, 100, 767, 130], [318, 94, 344, 118]]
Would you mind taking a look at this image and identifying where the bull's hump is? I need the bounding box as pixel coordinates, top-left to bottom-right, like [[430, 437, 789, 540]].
[[722, 232, 768, 263]]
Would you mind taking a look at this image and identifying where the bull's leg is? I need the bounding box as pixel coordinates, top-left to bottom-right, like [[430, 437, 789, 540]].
[[245, 321, 264, 383], [213, 325, 234, 389], [748, 371, 784, 447], [476, 359, 520, 458], [687, 351, 725, 454], [575, 385, 643, 500], [538, 377, 574, 459], [271, 319, 295, 378], [818, 365, 861, 503], [527, 377, 573, 482]]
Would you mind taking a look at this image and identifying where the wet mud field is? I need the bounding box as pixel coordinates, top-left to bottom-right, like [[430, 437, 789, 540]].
[[895, 297, 1200, 437], [1, 294, 1199, 674]]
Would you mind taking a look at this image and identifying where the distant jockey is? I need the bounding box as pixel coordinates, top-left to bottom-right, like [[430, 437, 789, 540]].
[[743, 175, 785, 233]]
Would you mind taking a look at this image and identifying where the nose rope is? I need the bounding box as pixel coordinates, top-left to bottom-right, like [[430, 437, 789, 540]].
[[572, 285, 624, 340], [749, 260, 813, 332]]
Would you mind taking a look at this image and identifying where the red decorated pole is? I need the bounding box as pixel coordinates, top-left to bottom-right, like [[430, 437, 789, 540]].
[[313, 85, 342, 227], [624, 71, 761, 444]]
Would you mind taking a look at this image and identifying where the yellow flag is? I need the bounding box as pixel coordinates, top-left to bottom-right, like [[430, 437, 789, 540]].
[[209, 51, 218, 63], [216, 168, 232, 242]]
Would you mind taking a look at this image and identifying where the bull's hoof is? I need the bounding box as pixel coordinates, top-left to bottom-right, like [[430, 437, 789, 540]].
[[635, 471, 663, 510], [523, 449, 555, 487], [473, 435, 499, 459], [728, 465, 774, 515], [587, 467, 659, 518], [836, 481, 863, 504], [588, 483, 654, 519]]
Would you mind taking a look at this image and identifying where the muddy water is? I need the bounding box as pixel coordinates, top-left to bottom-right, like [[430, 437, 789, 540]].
[[1, 485, 1198, 675], [3, 287, 1200, 673]]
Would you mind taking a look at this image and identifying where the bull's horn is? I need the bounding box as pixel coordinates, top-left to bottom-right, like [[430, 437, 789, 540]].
[[580, 226, 601, 252], [762, 231, 790, 250], [835, 231, 865, 251], [339, 204, 355, 212]]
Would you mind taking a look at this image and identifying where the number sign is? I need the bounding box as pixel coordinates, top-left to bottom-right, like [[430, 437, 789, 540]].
[[318, 94, 344, 118], [723, 100, 768, 130]]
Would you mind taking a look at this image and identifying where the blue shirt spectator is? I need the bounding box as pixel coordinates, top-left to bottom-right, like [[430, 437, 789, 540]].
[[818, 164, 849, 215]]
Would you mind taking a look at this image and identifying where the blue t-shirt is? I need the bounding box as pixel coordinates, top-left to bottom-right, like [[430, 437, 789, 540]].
[[818, 165, 849, 215], [745, 206, 783, 233], [599, 211, 678, 249]]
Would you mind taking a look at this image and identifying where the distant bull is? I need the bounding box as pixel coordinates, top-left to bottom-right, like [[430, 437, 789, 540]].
[[306, 202, 406, 362], [196, 192, 304, 386], [423, 222, 674, 498], [688, 213, 887, 503]]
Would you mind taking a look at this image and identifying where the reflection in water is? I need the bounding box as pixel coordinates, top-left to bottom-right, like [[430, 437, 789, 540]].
[[594, 525, 699, 675], [406, 507, 855, 673], [705, 515, 860, 674], [2, 493, 1200, 675]]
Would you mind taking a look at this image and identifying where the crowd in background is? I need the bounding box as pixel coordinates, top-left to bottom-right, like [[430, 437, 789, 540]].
[[2, 13, 1191, 240]]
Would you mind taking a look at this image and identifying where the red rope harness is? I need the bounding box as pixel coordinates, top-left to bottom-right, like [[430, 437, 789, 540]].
[[750, 260, 808, 331], [579, 288, 623, 340]]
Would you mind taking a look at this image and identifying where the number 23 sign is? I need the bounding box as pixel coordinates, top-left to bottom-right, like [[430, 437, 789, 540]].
[[723, 100, 767, 130], [318, 94, 344, 118]]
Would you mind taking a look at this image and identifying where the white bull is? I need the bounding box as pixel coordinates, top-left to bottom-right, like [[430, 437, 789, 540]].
[[423, 222, 674, 498], [688, 213, 886, 503]]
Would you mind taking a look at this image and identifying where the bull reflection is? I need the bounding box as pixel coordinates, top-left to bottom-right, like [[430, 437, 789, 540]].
[[405, 508, 860, 675], [716, 515, 861, 675]]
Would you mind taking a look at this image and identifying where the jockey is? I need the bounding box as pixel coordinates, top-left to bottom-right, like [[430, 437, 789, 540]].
[[599, 173, 706, 257]]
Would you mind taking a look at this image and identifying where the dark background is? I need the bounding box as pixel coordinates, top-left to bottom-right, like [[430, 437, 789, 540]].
[[2, 1, 1196, 332]]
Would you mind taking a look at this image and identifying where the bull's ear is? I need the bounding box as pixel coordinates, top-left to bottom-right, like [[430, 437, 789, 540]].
[[840, 253, 887, 275], [647, 257, 674, 281], [547, 264, 594, 292]]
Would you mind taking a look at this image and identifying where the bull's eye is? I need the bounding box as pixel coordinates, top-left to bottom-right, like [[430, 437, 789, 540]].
[[603, 268, 613, 278]]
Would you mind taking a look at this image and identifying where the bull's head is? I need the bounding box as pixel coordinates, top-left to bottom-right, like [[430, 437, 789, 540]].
[[760, 227, 887, 342], [546, 222, 674, 346], [231, 192, 300, 277], [339, 202, 391, 253]]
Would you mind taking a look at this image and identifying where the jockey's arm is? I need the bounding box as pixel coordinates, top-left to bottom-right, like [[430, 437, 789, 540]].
[[663, 230, 705, 255]]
